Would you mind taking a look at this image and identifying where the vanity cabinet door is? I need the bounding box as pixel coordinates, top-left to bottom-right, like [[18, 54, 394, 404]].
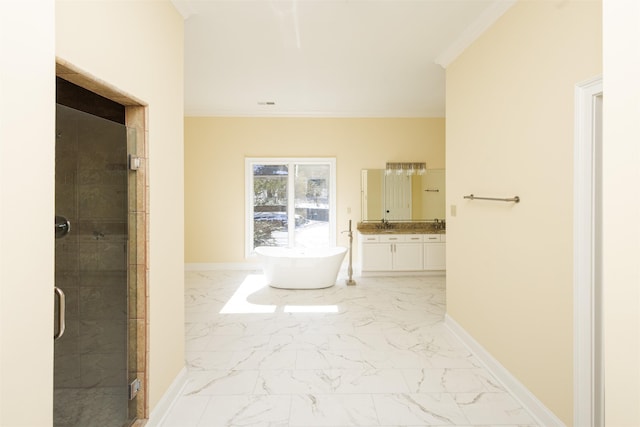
[[424, 241, 446, 270], [393, 242, 424, 271], [361, 243, 393, 271]]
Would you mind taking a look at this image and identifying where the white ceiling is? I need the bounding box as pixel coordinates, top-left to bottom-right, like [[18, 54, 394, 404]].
[[175, 0, 514, 117]]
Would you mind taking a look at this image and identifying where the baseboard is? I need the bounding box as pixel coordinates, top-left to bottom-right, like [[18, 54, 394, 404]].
[[186, 258, 356, 273], [359, 270, 446, 278], [185, 262, 259, 271], [145, 366, 188, 427], [444, 314, 566, 427]]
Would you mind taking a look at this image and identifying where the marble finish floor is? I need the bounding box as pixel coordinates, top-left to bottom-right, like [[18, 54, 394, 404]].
[[160, 271, 538, 427]]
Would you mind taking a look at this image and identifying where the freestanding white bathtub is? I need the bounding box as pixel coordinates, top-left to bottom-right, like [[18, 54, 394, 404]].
[[255, 246, 347, 289]]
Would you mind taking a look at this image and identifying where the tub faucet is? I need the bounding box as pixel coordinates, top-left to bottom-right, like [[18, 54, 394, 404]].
[[342, 220, 356, 286]]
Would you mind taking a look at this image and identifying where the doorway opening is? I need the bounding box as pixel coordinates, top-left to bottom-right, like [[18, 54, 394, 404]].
[[574, 75, 603, 427], [55, 60, 149, 425]]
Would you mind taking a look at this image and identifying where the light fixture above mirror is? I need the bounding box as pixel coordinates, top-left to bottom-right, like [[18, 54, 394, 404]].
[[385, 162, 426, 176]]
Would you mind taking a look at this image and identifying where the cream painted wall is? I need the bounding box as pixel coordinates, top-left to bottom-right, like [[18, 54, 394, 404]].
[[184, 117, 444, 264], [0, 1, 55, 425], [56, 0, 185, 413], [445, 1, 601, 425], [603, 0, 640, 425]]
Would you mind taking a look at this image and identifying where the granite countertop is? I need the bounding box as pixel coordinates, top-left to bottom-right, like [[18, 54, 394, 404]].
[[357, 221, 446, 235]]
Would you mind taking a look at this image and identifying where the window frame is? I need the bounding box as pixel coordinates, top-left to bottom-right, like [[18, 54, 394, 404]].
[[245, 157, 337, 258]]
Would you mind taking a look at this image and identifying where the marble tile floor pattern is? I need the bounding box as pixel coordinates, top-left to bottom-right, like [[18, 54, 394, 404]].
[[160, 271, 538, 427]]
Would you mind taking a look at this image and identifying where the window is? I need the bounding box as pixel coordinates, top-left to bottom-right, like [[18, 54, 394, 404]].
[[246, 158, 336, 256]]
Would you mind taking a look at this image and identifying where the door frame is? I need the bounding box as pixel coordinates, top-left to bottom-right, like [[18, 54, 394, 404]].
[[56, 58, 150, 423], [573, 75, 603, 427]]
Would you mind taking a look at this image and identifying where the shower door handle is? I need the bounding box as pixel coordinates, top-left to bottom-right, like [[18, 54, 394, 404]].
[[54, 287, 66, 340], [55, 215, 71, 239]]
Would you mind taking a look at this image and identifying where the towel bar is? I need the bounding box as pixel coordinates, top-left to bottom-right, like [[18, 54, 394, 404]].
[[464, 194, 520, 203]]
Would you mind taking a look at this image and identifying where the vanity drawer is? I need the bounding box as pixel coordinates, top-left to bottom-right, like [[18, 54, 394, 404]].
[[379, 234, 424, 243], [424, 234, 442, 243], [360, 234, 380, 243]]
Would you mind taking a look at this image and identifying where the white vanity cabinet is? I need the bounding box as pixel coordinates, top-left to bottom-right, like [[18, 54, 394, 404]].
[[360, 236, 393, 271], [360, 233, 443, 273], [424, 234, 446, 270], [391, 235, 424, 271]]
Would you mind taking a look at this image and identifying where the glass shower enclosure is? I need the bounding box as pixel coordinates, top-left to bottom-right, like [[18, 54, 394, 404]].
[[54, 104, 137, 426]]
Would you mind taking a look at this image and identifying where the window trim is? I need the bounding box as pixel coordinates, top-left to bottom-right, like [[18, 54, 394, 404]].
[[245, 157, 337, 258]]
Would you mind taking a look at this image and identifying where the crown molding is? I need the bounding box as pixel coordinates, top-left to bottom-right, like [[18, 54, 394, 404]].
[[435, 0, 517, 69], [170, 0, 197, 19], [183, 108, 445, 119]]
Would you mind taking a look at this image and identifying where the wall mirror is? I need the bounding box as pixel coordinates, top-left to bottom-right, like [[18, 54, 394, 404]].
[[361, 168, 445, 221]]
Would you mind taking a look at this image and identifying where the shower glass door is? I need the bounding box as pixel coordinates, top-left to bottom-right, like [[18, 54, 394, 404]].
[[54, 104, 135, 426]]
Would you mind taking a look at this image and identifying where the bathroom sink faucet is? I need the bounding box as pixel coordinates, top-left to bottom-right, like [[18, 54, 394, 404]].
[[380, 218, 393, 229], [433, 218, 446, 230]]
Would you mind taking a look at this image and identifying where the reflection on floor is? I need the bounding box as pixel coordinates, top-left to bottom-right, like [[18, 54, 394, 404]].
[[160, 271, 538, 426]]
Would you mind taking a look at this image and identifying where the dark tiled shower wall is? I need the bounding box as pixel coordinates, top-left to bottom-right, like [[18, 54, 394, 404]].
[[55, 106, 129, 396]]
